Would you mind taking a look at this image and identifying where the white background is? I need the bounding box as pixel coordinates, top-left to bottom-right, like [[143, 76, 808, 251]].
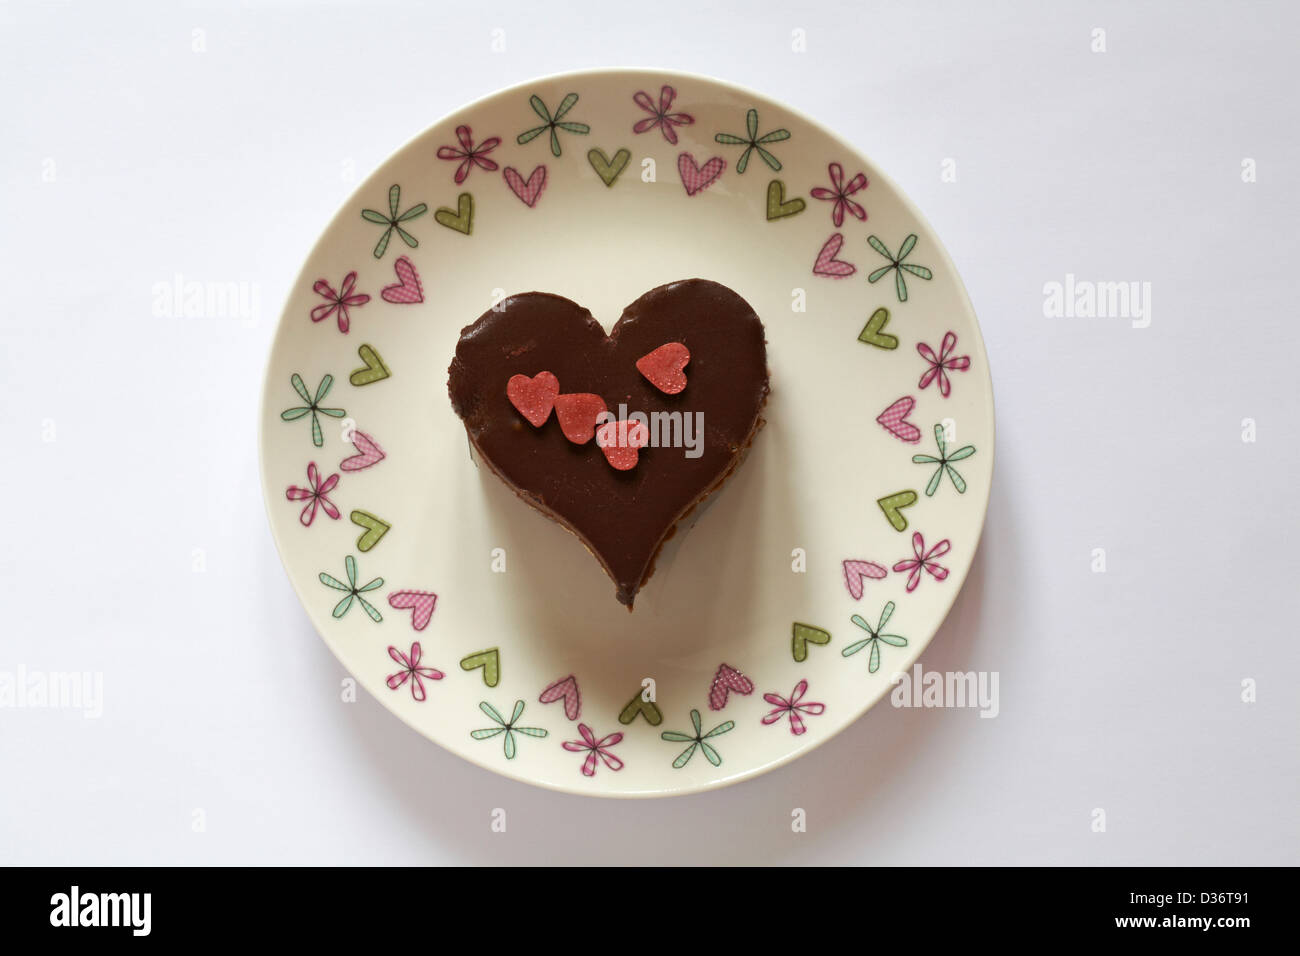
[[2, 0, 1296, 865]]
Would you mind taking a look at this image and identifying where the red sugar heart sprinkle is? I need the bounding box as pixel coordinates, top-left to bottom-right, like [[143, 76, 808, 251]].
[[553, 393, 608, 444], [596, 419, 649, 471], [635, 342, 691, 395], [506, 371, 560, 427]]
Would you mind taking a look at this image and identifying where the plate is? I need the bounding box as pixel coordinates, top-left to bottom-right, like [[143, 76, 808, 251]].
[[258, 68, 994, 797]]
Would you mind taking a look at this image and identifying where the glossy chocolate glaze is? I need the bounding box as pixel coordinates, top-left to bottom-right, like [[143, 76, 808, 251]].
[[447, 279, 769, 607]]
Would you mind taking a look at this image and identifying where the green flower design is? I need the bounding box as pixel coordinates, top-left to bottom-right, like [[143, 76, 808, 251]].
[[844, 602, 908, 674], [714, 108, 791, 173], [318, 555, 384, 622], [280, 373, 346, 447], [867, 233, 933, 302], [913, 425, 977, 496], [661, 709, 735, 768], [470, 700, 549, 759], [361, 184, 428, 259], [516, 93, 590, 157]]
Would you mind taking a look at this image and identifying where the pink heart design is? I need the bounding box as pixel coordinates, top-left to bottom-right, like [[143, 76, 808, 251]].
[[504, 165, 547, 207], [388, 590, 437, 631], [339, 430, 386, 472], [813, 233, 856, 278], [677, 152, 726, 196], [876, 396, 922, 444], [708, 663, 755, 711], [381, 255, 424, 304], [539, 674, 582, 721], [842, 559, 888, 600]]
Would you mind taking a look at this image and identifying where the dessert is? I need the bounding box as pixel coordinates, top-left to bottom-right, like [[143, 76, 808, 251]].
[[447, 278, 769, 608]]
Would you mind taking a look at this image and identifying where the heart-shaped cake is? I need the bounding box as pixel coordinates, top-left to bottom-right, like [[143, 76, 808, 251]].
[[447, 279, 769, 608]]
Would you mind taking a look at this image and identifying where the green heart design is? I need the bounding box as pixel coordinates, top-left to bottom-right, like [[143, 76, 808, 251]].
[[349, 344, 390, 386], [587, 147, 631, 187], [434, 192, 473, 234], [350, 510, 390, 552], [766, 180, 805, 220], [858, 307, 899, 350], [618, 688, 663, 726], [877, 490, 919, 532], [460, 648, 501, 687], [791, 622, 832, 662]]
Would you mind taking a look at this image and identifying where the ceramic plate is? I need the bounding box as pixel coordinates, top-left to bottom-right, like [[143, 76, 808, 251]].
[[259, 68, 994, 797]]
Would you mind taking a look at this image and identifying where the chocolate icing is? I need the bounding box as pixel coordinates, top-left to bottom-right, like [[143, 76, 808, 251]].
[[447, 278, 769, 608]]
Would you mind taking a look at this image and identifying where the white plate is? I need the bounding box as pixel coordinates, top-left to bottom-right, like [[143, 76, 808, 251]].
[[259, 68, 994, 797]]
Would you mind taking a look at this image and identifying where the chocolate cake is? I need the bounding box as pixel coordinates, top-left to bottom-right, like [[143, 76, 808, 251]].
[[447, 278, 769, 608]]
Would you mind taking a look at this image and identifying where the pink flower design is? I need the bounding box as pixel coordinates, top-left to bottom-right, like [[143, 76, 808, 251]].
[[761, 679, 825, 736], [892, 532, 951, 592], [310, 271, 369, 334], [285, 462, 340, 526], [917, 332, 971, 398], [810, 162, 868, 227], [385, 642, 444, 702], [562, 723, 624, 776], [436, 125, 501, 183], [632, 85, 694, 145]]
